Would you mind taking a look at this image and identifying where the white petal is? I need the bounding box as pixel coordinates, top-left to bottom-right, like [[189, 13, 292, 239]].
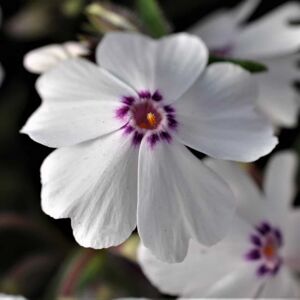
[[0, 295, 27, 300], [138, 241, 240, 297], [139, 218, 254, 298], [283, 209, 300, 272], [137, 139, 235, 263], [264, 151, 297, 211], [204, 159, 271, 227], [23, 42, 89, 74], [204, 159, 262, 203], [138, 242, 200, 296], [21, 101, 122, 148], [97, 32, 155, 92], [233, 3, 300, 59], [259, 267, 300, 298], [36, 58, 134, 103], [190, 0, 259, 50], [204, 263, 262, 298], [174, 63, 278, 162], [138, 187, 260, 298], [22, 58, 134, 147], [190, 10, 238, 50], [97, 32, 208, 102], [255, 56, 300, 128], [24, 44, 69, 74], [154, 34, 208, 102], [232, 0, 260, 24], [41, 131, 138, 248], [63, 41, 90, 57]]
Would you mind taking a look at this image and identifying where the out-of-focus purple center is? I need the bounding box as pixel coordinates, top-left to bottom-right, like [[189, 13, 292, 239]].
[[245, 221, 283, 277]]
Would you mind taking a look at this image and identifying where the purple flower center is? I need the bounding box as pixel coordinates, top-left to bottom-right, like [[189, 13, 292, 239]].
[[245, 221, 283, 277], [131, 101, 162, 130], [116, 90, 178, 147]]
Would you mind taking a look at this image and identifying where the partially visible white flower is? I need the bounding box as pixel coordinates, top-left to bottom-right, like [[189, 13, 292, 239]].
[[191, 0, 300, 128], [255, 54, 300, 128], [0, 294, 27, 300], [139, 151, 300, 298], [21, 32, 277, 263], [23, 41, 90, 74]]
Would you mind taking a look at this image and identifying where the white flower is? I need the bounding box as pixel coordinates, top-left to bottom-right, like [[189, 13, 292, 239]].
[[139, 151, 300, 298], [0, 294, 27, 300], [21, 32, 277, 263], [191, 0, 300, 128], [23, 41, 90, 74]]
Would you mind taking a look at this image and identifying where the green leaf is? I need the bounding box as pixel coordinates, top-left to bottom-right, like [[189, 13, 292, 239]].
[[135, 0, 170, 38], [209, 56, 268, 73]]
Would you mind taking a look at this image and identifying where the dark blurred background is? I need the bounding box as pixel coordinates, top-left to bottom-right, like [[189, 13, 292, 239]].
[[0, 0, 299, 299]]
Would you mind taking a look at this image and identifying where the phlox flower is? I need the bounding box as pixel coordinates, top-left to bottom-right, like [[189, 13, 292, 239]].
[[0, 294, 27, 300], [139, 151, 300, 298], [21, 32, 277, 262], [191, 0, 300, 128], [23, 41, 90, 74]]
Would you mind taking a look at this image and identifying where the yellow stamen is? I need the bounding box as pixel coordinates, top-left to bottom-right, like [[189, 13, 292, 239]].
[[147, 112, 157, 128]]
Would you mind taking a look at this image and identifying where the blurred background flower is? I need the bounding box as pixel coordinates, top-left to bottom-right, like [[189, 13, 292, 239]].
[[0, 0, 299, 299]]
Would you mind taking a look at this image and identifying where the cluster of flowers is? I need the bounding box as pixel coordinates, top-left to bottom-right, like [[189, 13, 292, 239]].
[[19, 0, 300, 298]]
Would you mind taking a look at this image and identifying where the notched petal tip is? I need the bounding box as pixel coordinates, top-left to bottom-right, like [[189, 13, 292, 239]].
[[71, 218, 135, 250], [174, 61, 278, 163], [40, 133, 138, 251]]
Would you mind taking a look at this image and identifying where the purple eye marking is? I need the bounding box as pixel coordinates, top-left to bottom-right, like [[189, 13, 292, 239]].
[[256, 222, 271, 235], [245, 221, 283, 277], [274, 229, 283, 247], [138, 90, 152, 99], [167, 115, 178, 129], [257, 265, 270, 276], [132, 131, 144, 146], [116, 90, 178, 148], [152, 90, 163, 101], [124, 125, 134, 134], [250, 234, 262, 247], [246, 249, 261, 260], [164, 105, 175, 113], [116, 106, 130, 119], [147, 133, 160, 148], [122, 96, 135, 105], [160, 131, 172, 143]]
